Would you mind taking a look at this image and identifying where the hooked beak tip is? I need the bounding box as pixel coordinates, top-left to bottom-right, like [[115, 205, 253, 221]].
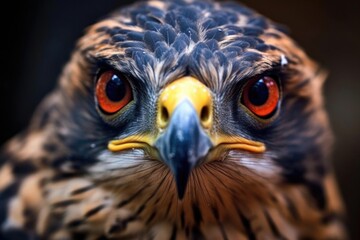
[[174, 171, 190, 200]]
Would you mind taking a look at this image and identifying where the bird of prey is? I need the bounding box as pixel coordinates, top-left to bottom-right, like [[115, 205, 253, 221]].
[[0, 0, 347, 239]]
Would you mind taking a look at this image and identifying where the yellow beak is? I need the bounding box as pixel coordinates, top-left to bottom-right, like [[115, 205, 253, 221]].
[[108, 77, 266, 199]]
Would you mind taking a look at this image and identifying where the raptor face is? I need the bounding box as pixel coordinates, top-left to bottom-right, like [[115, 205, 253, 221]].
[[0, 0, 346, 239]]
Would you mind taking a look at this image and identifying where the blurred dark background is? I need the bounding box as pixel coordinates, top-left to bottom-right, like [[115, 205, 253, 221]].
[[0, 0, 359, 238]]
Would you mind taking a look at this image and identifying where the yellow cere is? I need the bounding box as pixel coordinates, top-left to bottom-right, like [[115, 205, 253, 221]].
[[157, 77, 213, 128]]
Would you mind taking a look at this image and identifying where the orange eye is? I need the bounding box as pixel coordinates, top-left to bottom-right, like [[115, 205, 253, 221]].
[[242, 76, 280, 117], [95, 70, 133, 114]]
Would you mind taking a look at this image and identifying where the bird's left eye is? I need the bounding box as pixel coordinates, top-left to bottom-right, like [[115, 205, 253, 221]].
[[242, 76, 280, 118], [95, 70, 133, 114]]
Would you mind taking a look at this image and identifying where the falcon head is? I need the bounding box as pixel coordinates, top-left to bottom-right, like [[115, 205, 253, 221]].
[[10, 0, 338, 234]]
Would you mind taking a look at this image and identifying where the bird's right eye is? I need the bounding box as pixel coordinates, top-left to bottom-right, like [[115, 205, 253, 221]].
[[95, 70, 133, 114]]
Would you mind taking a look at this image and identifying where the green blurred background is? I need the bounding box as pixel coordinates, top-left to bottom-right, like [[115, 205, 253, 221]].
[[0, 0, 359, 238]]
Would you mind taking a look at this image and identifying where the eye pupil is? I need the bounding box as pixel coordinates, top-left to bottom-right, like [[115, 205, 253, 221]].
[[248, 79, 269, 106], [105, 74, 126, 102]]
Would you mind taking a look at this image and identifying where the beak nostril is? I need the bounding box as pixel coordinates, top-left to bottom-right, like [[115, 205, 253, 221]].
[[160, 106, 169, 125], [200, 106, 210, 123]]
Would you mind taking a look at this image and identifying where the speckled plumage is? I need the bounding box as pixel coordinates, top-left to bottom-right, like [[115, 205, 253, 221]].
[[0, 0, 346, 239]]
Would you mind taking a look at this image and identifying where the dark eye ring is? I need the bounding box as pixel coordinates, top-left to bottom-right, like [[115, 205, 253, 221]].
[[95, 70, 133, 114], [242, 76, 280, 117]]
